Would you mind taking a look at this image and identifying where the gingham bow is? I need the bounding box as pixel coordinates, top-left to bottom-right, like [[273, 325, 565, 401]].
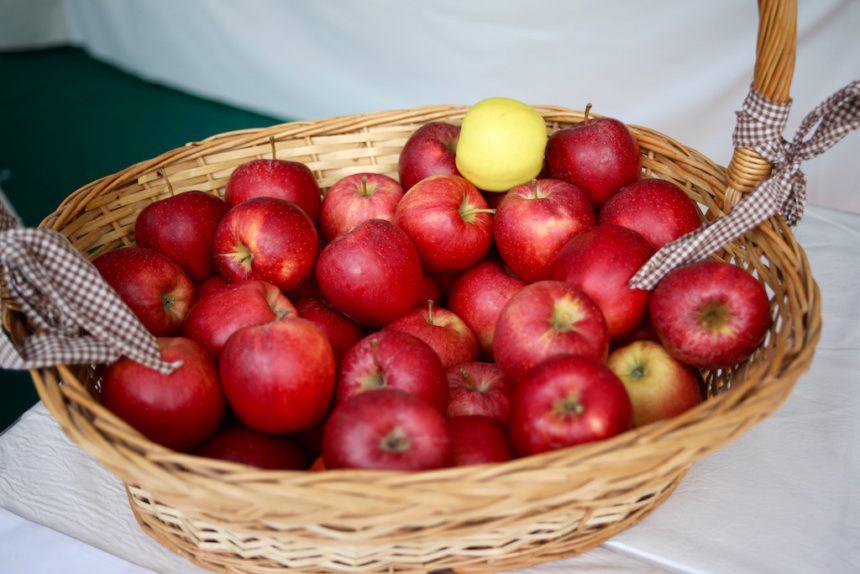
[[0, 206, 177, 374], [629, 79, 860, 290]]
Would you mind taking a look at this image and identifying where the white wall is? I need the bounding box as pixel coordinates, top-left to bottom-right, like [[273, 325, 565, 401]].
[[3, 0, 859, 213]]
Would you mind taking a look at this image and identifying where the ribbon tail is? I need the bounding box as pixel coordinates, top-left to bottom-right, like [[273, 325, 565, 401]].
[[629, 182, 780, 290]]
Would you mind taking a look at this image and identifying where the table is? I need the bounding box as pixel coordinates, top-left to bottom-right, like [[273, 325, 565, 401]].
[[1, 203, 858, 573]]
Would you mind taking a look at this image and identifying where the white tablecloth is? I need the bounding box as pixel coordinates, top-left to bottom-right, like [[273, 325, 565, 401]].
[[1, 203, 858, 573]]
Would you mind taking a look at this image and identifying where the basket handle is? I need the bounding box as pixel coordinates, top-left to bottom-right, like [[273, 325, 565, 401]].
[[723, 0, 797, 208]]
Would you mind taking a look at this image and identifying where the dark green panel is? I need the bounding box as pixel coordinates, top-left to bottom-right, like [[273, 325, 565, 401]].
[[0, 46, 289, 431]]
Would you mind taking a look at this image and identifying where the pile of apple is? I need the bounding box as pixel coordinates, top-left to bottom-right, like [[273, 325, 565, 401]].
[[94, 98, 772, 472]]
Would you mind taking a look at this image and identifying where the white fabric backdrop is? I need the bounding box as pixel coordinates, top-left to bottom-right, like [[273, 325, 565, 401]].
[[1, 0, 858, 212]]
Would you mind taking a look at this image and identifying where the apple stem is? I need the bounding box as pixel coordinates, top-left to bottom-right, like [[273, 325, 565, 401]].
[[158, 168, 174, 195], [459, 368, 489, 392], [370, 337, 381, 367], [269, 136, 277, 160], [460, 205, 496, 221], [426, 299, 435, 325], [358, 174, 373, 197], [584, 103, 593, 125]]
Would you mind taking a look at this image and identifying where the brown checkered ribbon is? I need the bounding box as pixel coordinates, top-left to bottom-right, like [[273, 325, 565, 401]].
[[629, 80, 860, 290], [0, 206, 178, 374]]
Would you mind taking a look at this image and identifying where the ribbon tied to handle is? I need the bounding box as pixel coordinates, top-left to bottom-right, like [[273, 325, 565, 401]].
[[0, 206, 178, 374], [629, 79, 860, 291]]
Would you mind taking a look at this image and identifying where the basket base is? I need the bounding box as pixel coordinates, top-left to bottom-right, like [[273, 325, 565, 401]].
[[126, 470, 685, 574]]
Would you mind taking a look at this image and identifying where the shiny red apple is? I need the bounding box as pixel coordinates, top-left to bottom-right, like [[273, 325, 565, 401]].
[[493, 280, 609, 382], [385, 301, 479, 369], [335, 330, 448, 412], [599, 178, 701, 250], [315, 219, 423, 327], [322, 388, 452, 471], [550, 224, 654, 338], [445, 361, 514, 423], [182, 279, 296, 357], [213, 197, 318, 291], [93, 247, 195, 337], [196, 424, 308, 470], [493, 178, 595, 281], [649, 259, 771, 369], [545, 107, 641, 207], [394, 174, 493, 273], [219, 318, 336, 434], [448, 415, 515, 466], [398, 122, 460, 191], [319, 172, 404, 241], [134, 190, 229, 281], [224, 158, 321, 222], [447, 260, 526, 360], [101, 337, 225, 452], [509, 354, 633, 456], [293, 296, 365, 361]]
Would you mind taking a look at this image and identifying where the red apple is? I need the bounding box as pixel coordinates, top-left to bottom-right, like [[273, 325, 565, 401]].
[[322, 388, 452, 471], [196, 424, 308, 470], [609, 317, 660, 352], [101, 337, 225, 452], [649, 259, 771, 369], [287, 274, 325, 300], [447, 260, 526, 360], [545, 107, 641, 207], [493, 179, 595, 282], [446, 361, 515, 423], [394, 174, 493, 273], [293, 296, 365, 361], [309, 456, 326, 472], [213, 197, 318, 291], [336, 330, 448, 412], [319, 173, 404, 241], [599, 178, 701, 250], [195, 274, 230, 299], [509, 354, 633, 456], [448, 415, 515, 466], [219, 317, 336, 434], [93, 247, 195, 337], [134, 190, 229, 281], [493, 280, 609, 382], [398, 122, 460, 191], [550, 224, 654, 338], [607, 340, 703, 427], [315, 219, 422, 327], [417, 273, 443, 307], [385, 301, 479, 369], [224, 158, 321, 222], [182, 279, 297, 357]]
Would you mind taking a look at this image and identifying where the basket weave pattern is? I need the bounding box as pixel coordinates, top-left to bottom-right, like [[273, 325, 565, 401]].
[[4, 1, 821, 572]]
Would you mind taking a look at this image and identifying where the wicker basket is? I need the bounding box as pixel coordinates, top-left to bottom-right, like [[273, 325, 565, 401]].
[[3, 1, 820, 572]]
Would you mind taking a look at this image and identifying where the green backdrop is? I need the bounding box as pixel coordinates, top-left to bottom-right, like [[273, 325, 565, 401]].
[[0, 46, 288, 431]]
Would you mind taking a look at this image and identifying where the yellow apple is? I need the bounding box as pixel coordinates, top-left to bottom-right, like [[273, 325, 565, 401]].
[[607, 340, 703, 427], [455, 97, 548, 192]]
